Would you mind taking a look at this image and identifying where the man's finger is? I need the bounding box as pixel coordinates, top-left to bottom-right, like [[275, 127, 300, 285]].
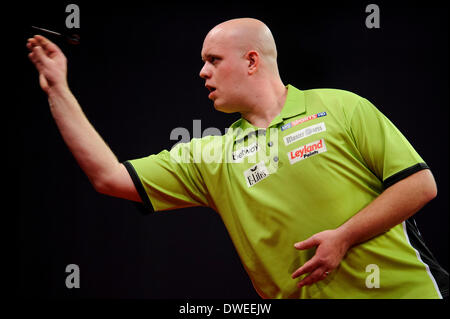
[[297, 267, 327, 288], [30, 46, 51, 73], [294, 236, 319, 250], [291, 257, 319, 279], [35, 35, 61, 56], [26, 38, 37, 50], [32, 45, 50, 62], [29, 52, 44, 73]]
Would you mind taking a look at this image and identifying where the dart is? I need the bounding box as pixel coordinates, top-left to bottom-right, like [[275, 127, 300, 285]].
[[31, 26, 80, 45]]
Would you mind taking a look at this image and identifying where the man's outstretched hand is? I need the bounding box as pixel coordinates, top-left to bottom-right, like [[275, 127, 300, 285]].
[[27, 35, 68, 95]]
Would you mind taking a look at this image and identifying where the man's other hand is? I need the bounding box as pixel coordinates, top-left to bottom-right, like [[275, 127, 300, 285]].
[[291, 229, 350, 289], [27, 35, 68, 95]]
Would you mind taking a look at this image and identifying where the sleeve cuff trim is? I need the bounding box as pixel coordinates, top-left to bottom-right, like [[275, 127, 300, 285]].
[[123, 161, 155, 214], [383, 163, 429, 189]]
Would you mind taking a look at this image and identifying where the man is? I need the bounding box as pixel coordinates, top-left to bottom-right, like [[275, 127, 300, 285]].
[[27, 18, 448, 298]]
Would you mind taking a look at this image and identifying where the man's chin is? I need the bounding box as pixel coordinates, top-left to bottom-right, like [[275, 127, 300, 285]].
[[213, 101, 236, 114]]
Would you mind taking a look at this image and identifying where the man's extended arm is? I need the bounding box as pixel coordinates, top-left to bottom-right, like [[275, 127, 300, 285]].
[[291, 169, 437, 288], [27, 35, 140, 202]]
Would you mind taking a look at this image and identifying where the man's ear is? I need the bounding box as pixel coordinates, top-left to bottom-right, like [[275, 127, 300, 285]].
[[246, 51, 259, 75]]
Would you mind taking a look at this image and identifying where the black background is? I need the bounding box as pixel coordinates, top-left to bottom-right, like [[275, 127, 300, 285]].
[[14, 0, 448, 302]]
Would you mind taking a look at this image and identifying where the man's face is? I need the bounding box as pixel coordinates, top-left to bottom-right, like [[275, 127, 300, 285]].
[[199, 30, 248, 113]]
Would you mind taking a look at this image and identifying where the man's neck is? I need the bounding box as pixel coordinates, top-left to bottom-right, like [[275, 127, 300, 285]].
[[241, 83, 288, 129]]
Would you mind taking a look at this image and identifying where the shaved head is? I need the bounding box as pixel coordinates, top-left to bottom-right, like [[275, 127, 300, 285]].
[[210, 18, 277, 60], [199, 18, 285, 116], [204, 18, 279, 74]]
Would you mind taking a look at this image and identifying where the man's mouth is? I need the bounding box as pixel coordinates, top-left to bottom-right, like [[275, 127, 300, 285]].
[[206, 85, 216, 92], [206, 85, 217, 98]]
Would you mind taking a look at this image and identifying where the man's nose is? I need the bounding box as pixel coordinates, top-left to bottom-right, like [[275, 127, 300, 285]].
[[199, 63, 211, 79]]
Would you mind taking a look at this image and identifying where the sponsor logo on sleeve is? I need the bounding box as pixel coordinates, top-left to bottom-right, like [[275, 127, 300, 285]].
[[281, 112, 327, 131], [244, 161, 270, 187], [283, 122, 326, 145], [288, 139, 327, 164]]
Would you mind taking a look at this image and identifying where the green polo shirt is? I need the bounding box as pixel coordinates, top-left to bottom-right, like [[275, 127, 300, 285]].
[[124, 85, 444, 298]]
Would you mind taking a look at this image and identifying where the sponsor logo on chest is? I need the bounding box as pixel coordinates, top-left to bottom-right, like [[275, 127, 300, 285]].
[[244, 161, 270, 187], [283, 122, 326, 145], [288, 139, 327, 164], [232, 142, 259, 162], [281, 111, 327, 131]]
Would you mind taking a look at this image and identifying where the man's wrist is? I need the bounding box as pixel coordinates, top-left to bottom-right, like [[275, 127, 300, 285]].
[[47, 83, 71, 99], [334, 223, 356, 250]]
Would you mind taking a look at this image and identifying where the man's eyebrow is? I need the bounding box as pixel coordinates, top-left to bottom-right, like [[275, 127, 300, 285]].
[[201, 54, 220, 61]]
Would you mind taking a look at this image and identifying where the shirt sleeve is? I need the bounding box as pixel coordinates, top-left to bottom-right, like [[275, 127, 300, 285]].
[[348, 97, 429, 189], [123, 139, 211, 212]]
